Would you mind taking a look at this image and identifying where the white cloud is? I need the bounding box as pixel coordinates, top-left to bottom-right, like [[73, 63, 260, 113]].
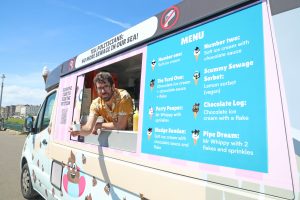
[[1, 73, 47, 106], [53, 1, 131, 29], [84, 11, 131, 29]]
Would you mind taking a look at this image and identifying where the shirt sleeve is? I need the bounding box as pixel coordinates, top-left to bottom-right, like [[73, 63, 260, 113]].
[[89, 98, 99, 117], [117, 94, 133, 116]]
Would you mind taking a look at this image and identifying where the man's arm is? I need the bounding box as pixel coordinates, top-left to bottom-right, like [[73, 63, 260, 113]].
[[101, 115, 129, 130]]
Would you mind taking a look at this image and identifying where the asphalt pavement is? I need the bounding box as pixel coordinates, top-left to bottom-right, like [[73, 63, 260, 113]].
[[0, 130, 43, 200]]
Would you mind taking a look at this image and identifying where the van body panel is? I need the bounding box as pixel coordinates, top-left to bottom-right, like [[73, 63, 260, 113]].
[[21, 91, 58, 199], [49, 141, 293, 200], [21, 0, 300, 199]]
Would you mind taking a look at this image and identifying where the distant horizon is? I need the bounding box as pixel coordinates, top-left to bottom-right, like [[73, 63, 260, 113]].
[[1, 104, 41, 108]]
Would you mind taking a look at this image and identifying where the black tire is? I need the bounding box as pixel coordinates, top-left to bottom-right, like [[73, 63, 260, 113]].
[[21, 163, 38, 199]]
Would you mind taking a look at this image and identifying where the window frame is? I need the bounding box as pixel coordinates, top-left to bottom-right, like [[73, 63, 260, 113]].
[[34, 91, 57, 133], [69, 53, 143, 152]]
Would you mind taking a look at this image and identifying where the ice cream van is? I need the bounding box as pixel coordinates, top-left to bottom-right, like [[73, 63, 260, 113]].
[[20, 0, 300, 199]]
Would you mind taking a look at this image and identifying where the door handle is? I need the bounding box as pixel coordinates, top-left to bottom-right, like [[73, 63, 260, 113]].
[[42, 139, 48, 145]]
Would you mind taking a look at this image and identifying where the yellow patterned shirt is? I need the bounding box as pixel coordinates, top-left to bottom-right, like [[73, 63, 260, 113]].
[[89, 89, 133, 130]]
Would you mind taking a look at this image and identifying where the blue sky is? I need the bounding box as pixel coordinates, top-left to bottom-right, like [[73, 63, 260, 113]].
[[0, 0, 180, 106]]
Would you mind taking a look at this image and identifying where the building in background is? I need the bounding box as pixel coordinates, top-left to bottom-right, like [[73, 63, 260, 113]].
[[20, 105, 40, 117], [0, 104, 40, 118], [15, 105, 23, 116], [5, 105, 16, 118]]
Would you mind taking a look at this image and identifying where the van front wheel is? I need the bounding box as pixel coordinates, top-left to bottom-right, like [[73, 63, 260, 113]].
[[21, 163, 38, 199]]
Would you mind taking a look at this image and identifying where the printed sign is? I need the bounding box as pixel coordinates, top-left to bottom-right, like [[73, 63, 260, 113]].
[[142, 4, 267, 172], [75, 17, 158, 69]]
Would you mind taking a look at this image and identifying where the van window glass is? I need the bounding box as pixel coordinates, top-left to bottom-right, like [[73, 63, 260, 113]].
[[35, 102, 45, 133], [36, 92, 57, 133]]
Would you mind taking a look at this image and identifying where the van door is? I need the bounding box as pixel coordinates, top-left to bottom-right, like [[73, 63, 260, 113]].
[[31, 91, 56, 198]]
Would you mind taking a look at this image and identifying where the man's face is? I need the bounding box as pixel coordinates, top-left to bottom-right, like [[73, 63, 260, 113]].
[[96, 81, 114, 101]]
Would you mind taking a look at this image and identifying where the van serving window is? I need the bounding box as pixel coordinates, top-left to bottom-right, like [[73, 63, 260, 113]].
[[70, 53, 142, 152]]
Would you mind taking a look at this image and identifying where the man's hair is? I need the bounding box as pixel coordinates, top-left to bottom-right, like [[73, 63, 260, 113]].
[[93, 72, 114, 86]]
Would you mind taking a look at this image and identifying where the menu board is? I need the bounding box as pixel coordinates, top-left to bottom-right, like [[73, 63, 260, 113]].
[[142, 4, 268, 172]]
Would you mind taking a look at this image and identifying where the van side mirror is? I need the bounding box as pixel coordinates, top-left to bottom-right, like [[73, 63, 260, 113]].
[[24, 116, 34, 133]]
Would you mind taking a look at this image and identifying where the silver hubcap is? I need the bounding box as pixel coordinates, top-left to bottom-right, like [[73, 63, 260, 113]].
[[22, 169, 30, 194]]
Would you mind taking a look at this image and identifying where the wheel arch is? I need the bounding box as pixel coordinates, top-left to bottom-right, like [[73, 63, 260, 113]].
[[21, 156, 27, 170]]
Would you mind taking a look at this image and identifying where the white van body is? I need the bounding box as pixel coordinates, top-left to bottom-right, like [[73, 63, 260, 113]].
[[20, 0, 300, 199]]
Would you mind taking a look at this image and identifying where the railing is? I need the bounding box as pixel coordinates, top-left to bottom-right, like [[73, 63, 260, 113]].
[[3, 122, 24, 132]]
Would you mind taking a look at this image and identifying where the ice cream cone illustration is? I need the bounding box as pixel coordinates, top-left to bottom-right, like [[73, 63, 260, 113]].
[[85, 194, 92, 200], [194, 79, 198, 85], [150, 79, 155, 91], [193, 112, 197, 119], [192, 103, 200, 119], [192, 129, 200, 145], [194, 47, 200, 61], [149, 107, 154, 120], [92, 177, 97, 187], [193, 138, 197, 144], [147, 128, 152, 140], [151, 59, 156, 71], [193, 71, 200, 85], [82, 154, 86, 164], [32, 169, 37, 183]]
